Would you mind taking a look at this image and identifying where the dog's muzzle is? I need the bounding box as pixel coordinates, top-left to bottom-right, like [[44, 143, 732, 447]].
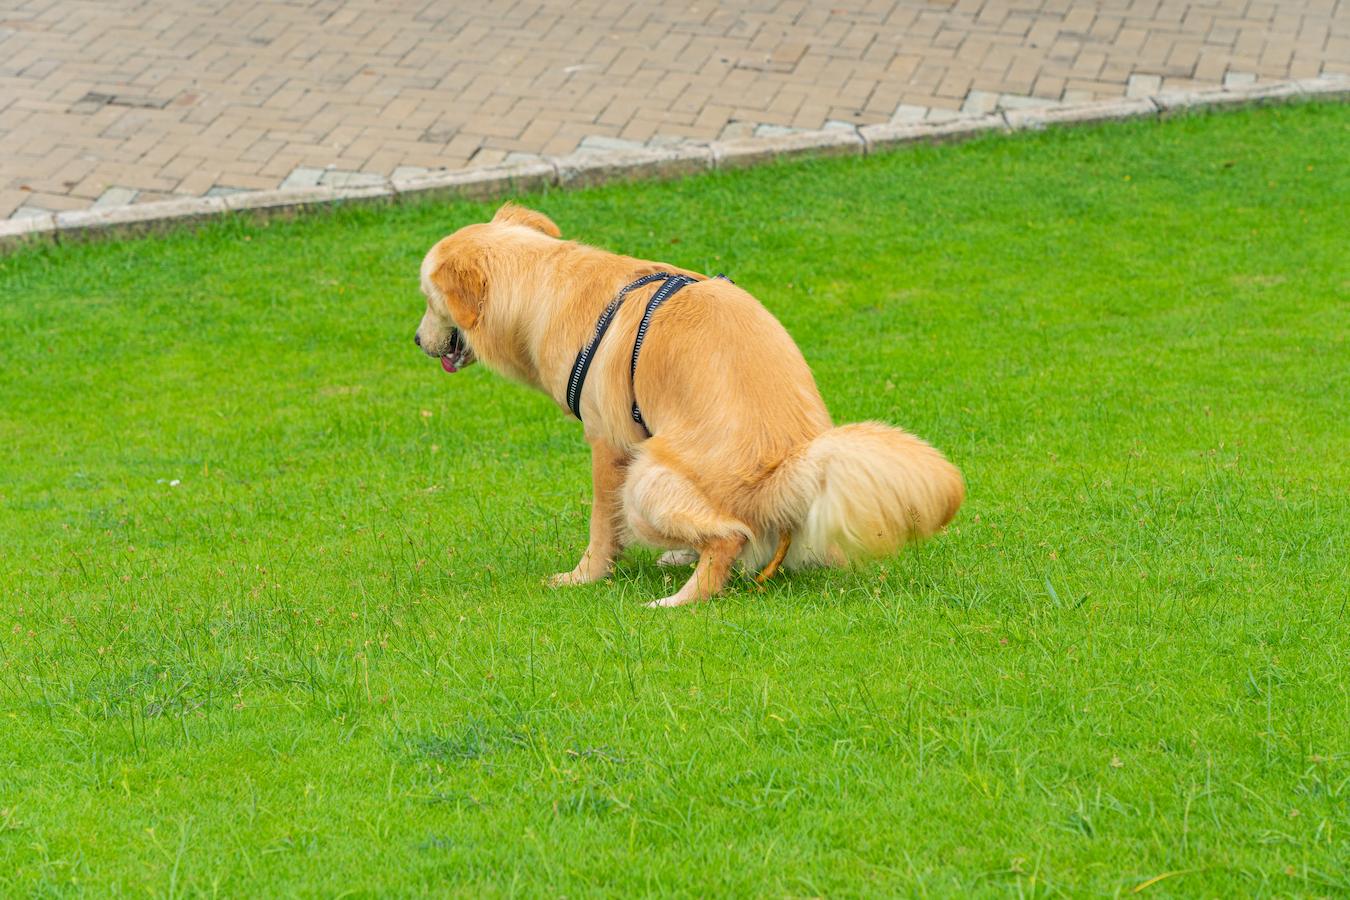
[[437, 328, 475, 374]]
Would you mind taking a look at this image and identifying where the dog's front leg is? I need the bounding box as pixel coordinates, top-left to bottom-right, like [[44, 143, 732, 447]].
[[549, 437, 628, 587]]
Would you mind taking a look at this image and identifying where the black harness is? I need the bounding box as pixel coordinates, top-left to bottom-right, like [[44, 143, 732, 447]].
[[566, 271, 727, 437]]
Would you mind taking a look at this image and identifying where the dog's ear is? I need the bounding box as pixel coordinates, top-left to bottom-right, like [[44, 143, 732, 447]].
[[492, 202, 561, 238], [428, 251, 486, 330]]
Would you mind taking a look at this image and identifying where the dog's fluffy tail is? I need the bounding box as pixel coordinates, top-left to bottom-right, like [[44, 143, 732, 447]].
[[753, 422, 964, 570]]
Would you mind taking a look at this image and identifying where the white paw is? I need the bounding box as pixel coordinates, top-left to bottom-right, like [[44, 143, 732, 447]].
[[646, 593, 697, 609], [547, 568, 604, 587], [656, 549, 698, 567]]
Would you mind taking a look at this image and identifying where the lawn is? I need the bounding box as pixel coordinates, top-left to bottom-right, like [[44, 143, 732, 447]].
[[1, 102, 1347, 896]]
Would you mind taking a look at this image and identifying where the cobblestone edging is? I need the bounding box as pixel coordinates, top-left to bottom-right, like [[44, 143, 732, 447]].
[[1, 76, 1345, 252]]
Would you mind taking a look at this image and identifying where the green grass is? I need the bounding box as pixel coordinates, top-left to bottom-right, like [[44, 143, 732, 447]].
[[1, 102, 1347, 896]]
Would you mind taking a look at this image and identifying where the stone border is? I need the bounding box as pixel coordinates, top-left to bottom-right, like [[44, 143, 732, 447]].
[[2, 75, 1346, 252]]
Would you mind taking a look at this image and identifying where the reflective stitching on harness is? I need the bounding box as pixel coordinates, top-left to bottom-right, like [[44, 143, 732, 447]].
[[566, 271, 732, 435], [565, 272, 668, 421], [630, 274, 697, 432]]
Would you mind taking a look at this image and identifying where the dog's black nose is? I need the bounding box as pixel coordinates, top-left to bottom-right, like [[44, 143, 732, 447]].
[[414, 332, 421, 347]]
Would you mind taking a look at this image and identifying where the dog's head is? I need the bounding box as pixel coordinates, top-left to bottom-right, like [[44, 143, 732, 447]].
[[415, 202, 562, 373]]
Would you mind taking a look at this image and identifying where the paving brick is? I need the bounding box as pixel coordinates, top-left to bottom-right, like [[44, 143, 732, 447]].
[[91, 186, 138, 208], [18, 191, 87, 212], [1126, 73, 1163, 97], [3, 0, 1345, 222], [0, 190, 29, 219]]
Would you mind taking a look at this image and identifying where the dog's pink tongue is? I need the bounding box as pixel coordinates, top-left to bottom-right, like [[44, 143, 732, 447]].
[[440, 356, 459, 374]]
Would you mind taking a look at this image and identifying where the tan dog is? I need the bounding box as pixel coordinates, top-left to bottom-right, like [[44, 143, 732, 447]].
[[416, 203, 964, 607]]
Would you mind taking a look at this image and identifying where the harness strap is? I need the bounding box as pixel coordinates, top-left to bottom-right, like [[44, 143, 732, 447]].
[[630, 274, 698, 433], [565, 272, 669, 421], [566, 271, 733, 435]]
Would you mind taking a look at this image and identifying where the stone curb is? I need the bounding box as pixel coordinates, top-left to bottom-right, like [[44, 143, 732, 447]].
[[710, 128, 863, 169], [1003, 97, 1158, 130], [223, 183, 392, 214], [1153, 80, 1305, 114], [554, 145, 712, 187], [859, 114, 1007, 152], [1, 75, 1345, 252], [392, 160, 556, 202], [52, 196, 227, 241]]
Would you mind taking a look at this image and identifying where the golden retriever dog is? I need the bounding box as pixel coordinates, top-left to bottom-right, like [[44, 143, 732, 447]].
[[415, 202, 964, 607]]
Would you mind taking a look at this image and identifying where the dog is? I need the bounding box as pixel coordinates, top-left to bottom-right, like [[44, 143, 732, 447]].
[[415, 202, 964, 607]]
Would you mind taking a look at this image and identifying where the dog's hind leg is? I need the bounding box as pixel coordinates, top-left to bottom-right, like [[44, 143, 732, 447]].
[[622, 440, 750, 607], [649, 535, 745, 608], [549, 437, 629, 587]]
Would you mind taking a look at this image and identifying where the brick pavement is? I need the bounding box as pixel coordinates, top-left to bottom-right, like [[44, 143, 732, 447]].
[[1, 1, 1346, 221]]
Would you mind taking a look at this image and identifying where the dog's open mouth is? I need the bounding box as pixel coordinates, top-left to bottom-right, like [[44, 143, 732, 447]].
[[439, 328, 475, 373]]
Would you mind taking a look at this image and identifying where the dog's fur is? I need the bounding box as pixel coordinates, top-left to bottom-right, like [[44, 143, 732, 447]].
[[416, 203, 964, 606]]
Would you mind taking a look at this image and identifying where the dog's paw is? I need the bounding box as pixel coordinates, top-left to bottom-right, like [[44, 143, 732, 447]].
[[547, 567, 605, 588], [656, 549, 698, 567], [646, 593, 699, 609]]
